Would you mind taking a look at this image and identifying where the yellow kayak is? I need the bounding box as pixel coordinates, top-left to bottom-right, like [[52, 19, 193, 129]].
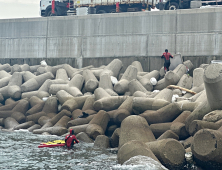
[[38, 140, 66, 148]]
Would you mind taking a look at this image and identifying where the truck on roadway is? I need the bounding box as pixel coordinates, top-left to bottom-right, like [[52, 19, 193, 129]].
[[40, 0, 153, 17], [155, 0, 222, 10]]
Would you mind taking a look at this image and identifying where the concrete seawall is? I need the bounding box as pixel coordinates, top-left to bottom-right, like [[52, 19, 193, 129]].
[[0, 8, 222, 71]]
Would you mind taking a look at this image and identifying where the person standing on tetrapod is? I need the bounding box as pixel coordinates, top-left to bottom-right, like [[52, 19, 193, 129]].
[[161, 49, 173, 73]]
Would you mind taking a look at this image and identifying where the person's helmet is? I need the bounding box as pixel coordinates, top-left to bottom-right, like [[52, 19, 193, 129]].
[[70, 129, 74, 135], [165, 49, 168, 52]]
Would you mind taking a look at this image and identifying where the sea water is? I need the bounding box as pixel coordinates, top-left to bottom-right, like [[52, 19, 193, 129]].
[[0, 130, 198, 170]]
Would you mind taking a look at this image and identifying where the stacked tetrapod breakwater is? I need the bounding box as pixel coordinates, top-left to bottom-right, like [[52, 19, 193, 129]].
[[0, 59, 222, 169]]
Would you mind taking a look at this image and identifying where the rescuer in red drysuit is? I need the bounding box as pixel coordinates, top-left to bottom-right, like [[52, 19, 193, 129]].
[[65, 129, 79, 148], [161, 49, 173, 72]]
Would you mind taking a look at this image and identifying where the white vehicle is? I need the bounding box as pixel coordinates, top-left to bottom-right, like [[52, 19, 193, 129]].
[[40, 0, 153, 17], [155, 0, 222, 10]]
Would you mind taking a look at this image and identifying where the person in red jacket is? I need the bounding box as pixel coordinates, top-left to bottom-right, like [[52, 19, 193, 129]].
[[161, 49, 173, 72], [65, 129, 79, 148]]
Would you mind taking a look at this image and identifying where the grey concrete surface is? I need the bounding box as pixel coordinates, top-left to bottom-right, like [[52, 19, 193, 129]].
[[1, 8, 222, 71]]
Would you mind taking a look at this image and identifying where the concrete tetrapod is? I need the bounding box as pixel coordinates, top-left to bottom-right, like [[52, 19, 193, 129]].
[[22, 71, 36, 82], [185, 98, 212, 132], [27, 124, 41, 132], [56, 90, 74, 105], [67, 117, 90, 128], [0, 101, 18, 112], [94, 135, 110, 148], [155, 64, 187, 90], [39, 79, 68, 93], [139, 103, 182, 124], [93, 96, 127, 111], [85, 124, 104, 140], [191, 129, 222, 170], [188, 120, 221, 136], [56, 68, 69, 81], [33, 126, 67, 136], [119, 115, 155, 149], [177, 74, 193, 89], [106, 124, 118, 136], [138, 70, 160, 91], [154, 88, 173, 103], [133, 97, 170, 114], [38, 116, 51, 126], [88, 110, 110, 132], [118, 140, 159, 165], [83, 69, 99, 93], [128, 79, 148, 95], [157, 130, 179, 141], [21, 63, 31, 71], [110, 96, 133, 125], [82, 96, 95, 111], [170, 122, 189, 140], [62, 64, 78, 79], [21, 72, 54, 92], [4, 117, 19, 129], [76, 132, 94, 143], [42, 96, 58, 114], [110, 128, 120, 148], [114, 65, 138, 95], [12, 99, 29, 115], [26, 102, 45, 116], [61, 96, 88, 112], [0, 76, 11, 88], [193, 68, 204, 87], [26, 111, 47, 124], [29, 96, 44, 107], [8, 72, 23, 93], [172, 111, 191, 124], [99, 74, 118, 96], [203, 110, 222, 122], [68, 124, 88, 135], [14, 121, 35, 130], [71, 109, 83, 119], [68, 74, 84, 90], [101, 59, 123, 78], [150, 123, 172, 138], [49, 110, 71, 126], [0, 64, 11, 72], [181, 136, 194, 149], [99, 73, 113, 90], [11, 112, 26, 124], [49, 84, 69, 95], [0, 111, 14, 119], [94, 87, 111, 100], [85, 110, 110, 139], [146, 138, 185, 169], [91, 68, 103, 80], [11, 64, 21, 74], [0, 118, 4, 126], [54, 115, 71, 128], [204, 63, 222, 110], [131, 61, 143, 72], [0, 72, 22, 100], [0, 70, 11, 79]]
